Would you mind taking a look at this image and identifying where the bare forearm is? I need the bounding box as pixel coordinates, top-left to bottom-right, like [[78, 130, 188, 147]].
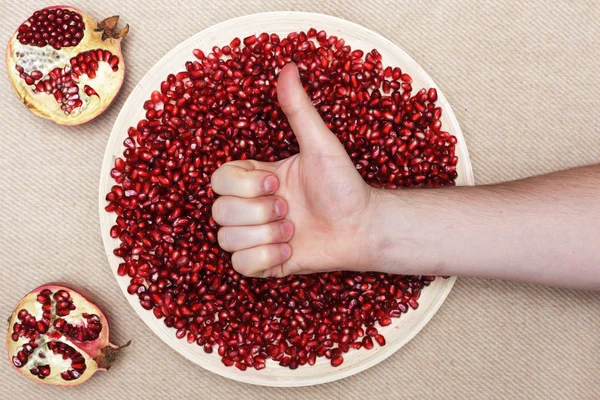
[[367, 165, 600, 290]]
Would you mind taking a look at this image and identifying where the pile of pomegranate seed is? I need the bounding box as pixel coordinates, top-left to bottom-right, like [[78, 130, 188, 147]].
[[106, 29, 457, 370]]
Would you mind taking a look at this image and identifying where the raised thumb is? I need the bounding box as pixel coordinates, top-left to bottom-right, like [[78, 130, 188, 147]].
[[277, 63, 346, 157]]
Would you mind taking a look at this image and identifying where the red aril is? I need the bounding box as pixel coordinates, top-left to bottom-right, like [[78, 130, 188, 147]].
[[6, 285, 129, 386], [331, 356, 344, 367], [105, 30, 456, 370], [6, 6, 128, 125]]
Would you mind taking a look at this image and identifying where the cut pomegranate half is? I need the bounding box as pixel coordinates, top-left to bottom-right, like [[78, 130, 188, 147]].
[[6, 284, 129, 386], [5, 6, 128, 125]]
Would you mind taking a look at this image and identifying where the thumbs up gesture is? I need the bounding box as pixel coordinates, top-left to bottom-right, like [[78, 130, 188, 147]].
[[210, 63, 376, 277]]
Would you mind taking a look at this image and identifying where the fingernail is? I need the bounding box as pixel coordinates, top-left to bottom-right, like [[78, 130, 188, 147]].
[[264, 175, 279, 193], [280, 244, 291, 259], [274, 199, 285, 218], [280, 220, 292, 240]]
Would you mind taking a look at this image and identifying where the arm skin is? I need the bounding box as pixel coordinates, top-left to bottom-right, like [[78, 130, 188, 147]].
[[367, 165, 600, 290], [210, 63, 600, 290]]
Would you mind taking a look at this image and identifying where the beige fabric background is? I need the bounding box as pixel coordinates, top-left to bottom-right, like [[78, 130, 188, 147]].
[[1, 0, 599, 399]]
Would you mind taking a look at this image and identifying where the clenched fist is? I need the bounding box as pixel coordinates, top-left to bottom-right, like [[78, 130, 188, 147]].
[[210, 63, 376, 277]]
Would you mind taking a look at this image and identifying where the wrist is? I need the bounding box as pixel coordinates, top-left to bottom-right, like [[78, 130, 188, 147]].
[[361, 188, 403, 273], [361, 187, 441, 275]]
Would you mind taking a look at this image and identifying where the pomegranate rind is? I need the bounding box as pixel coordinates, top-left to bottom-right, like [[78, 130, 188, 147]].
[[6, 284, 110, 386], [5, 5, 126, 126]]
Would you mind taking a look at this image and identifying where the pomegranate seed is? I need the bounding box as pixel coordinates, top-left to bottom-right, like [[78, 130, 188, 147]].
[[331, 356, 344, 367], [221, 357, 234, 367], [362, 336, 374, 350], [427, 88, 438, 102]]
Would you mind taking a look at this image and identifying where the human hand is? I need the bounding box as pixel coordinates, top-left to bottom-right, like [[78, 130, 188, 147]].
[[210, 63, 376, 278]]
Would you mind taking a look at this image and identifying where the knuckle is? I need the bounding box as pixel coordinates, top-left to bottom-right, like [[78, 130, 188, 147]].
[[210, 170, 222, 192], [211, 198, 226, 224], [217, 228, 231, 251], [230, 252, 245, 274]]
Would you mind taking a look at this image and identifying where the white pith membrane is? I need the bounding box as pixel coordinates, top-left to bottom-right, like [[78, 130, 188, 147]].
[[7, 287, 104, 385], [5, 7, 126, 125], [12, 43, 68, 75], [10, 43, 119, 118]]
